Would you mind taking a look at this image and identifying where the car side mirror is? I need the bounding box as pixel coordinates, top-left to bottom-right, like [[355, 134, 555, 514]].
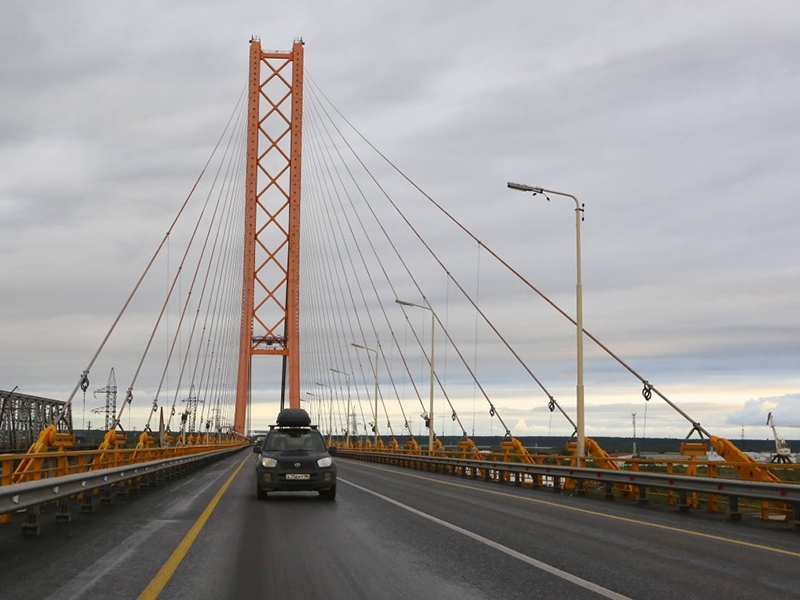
[[327, 446, 338, 456], [253, 445, 262, 453]]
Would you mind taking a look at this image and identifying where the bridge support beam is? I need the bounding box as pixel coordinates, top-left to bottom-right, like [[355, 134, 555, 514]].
[[727, 495, 742, 521], [21, 507, 40, 536], [55, 499, 71, 524]]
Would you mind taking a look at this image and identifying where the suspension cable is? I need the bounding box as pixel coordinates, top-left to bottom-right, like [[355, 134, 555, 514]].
[[308, 77, 707, 437]]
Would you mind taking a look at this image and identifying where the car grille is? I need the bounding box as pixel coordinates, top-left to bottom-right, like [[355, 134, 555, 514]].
[[277, 458, 317, 469]]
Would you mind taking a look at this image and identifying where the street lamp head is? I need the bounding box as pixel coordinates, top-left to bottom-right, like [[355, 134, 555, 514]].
[[352, 342, 377, 354], [396, 298, 429, 311], [507, 181, 543, 194], [329, 368, 349, 379]]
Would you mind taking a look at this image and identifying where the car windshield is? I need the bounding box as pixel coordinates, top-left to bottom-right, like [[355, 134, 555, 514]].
[[264, 430, 326, 453]]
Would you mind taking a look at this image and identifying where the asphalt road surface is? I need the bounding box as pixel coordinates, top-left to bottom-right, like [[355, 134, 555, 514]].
[[0, 450, 798, 599]]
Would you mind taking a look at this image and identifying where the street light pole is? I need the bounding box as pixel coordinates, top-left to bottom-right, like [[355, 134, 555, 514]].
[[330, 368, 351, 447], [395, 298, 436, 454], [315, 382, 332, 443], [507, 181, 585, 461], [351, 341, 380, 447], [304, 391, 316, 424]]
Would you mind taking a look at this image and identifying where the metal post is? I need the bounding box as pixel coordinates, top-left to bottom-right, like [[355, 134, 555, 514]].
[[395, 298, 436, 454], [305, 391, 316, 424], [428, 300, 435, 455], [507, 182, 585, 461], [373, 346, 380, 448], [315, 382, 331, 442], [351, 341, 380, 447], [330, 368, 351, 447], [574, 194, 585, 463]]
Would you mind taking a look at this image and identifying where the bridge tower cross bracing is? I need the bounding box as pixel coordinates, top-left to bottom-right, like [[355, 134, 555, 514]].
[[235, 38, 305, 434]]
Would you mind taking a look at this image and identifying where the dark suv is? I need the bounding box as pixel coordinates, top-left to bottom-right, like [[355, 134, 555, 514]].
[[253, 408, 337, 500]]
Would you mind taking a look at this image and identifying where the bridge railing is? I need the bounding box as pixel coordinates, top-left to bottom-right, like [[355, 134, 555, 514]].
[[338, 449, 800, 529], [0, 445, 247, 533], [336, 443, 800, 481], [1, 441, 245, 483]]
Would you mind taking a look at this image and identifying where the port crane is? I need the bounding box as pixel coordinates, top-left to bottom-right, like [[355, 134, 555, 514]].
[[766, 412, 793, 463]]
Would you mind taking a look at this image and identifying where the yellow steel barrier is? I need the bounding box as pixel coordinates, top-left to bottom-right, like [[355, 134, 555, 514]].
[[335, 443, 798, 522], [3, 435, 247, 487]]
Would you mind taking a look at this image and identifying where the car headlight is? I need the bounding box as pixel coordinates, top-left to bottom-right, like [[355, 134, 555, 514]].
[[261, 457, 277, 468], [317, 456, 332, 468]]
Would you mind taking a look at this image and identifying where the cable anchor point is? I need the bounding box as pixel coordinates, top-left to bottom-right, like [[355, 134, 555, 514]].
[[79, 371, 90, 392]]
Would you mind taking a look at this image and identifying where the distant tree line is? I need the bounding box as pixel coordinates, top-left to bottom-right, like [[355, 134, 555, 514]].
[[431, 435, 798, 455]]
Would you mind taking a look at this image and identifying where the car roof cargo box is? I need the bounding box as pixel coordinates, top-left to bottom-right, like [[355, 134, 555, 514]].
[[276, 408, 311, 427]]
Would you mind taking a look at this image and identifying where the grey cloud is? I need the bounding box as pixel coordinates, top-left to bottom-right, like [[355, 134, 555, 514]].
[[727, 394, 800, 428], [1, 1, 798, 437]]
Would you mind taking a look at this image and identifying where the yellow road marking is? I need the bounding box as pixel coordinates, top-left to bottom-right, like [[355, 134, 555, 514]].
[[138, 453, 251, 600], [349, 460, 800, 558]]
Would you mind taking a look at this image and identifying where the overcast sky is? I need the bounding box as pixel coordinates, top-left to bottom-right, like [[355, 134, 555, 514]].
[[1, 1, 798, 442]]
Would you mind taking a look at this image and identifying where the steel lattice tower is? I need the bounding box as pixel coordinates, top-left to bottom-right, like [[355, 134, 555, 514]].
[[235, 38, 304, 434]]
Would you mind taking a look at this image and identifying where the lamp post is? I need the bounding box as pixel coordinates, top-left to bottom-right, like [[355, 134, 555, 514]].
[[507, 181, 585, 461], [330, 368, 351, 447], [315, 382, 332, 442], [351, 341, 380, 447], [304, 391, 316, 424], [395, 298, 436, 454]]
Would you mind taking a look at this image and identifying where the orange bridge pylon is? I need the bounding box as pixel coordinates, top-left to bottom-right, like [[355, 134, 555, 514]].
[[235, 38, 305, 434]]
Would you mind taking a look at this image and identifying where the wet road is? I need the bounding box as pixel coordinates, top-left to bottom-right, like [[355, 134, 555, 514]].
[[1, 450, 798, 599]]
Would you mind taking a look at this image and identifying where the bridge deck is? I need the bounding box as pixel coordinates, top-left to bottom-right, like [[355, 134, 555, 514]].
[[0, 450, 797, 599]]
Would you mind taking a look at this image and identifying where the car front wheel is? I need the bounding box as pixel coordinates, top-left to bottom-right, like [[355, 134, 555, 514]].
[[319, 485, 336, 500]]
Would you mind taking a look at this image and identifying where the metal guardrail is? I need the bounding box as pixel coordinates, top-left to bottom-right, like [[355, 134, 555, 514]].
[[1, 437, 248, 487], [339, 450, 800, 528], [0, 446, 245, 532]]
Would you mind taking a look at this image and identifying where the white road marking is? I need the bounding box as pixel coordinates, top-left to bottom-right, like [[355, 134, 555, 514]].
[[339, 477, 632, 600]]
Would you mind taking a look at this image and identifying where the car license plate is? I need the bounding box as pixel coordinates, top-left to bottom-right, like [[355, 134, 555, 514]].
[[285, 473, 309, 480]]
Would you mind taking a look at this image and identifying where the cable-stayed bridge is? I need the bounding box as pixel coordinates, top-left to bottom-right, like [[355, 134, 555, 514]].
[[1, 39, 798, 600]]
